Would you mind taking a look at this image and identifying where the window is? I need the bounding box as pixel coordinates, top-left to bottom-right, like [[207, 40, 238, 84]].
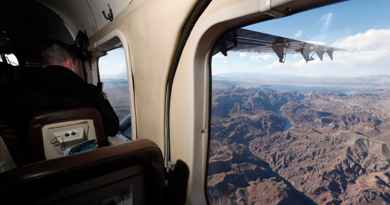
[[5, 54, 19, 66], [207, 1, 390, 205], [0, 53, 19, 66], [98, 46, 132, 139]]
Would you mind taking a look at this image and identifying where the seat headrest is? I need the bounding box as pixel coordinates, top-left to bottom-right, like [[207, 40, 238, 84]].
[[0, 63, 18, 86]]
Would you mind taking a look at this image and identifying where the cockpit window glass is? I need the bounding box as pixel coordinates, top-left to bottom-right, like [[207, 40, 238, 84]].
[[98, 47, 132, 139], [207, 1, 390, 204]]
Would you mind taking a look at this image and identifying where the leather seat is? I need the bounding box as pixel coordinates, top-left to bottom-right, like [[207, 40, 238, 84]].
[[0, 62, 17, 86], [0, 63, 21, 163], [28, 107, 108, 162], [0, 139, 165, 205]]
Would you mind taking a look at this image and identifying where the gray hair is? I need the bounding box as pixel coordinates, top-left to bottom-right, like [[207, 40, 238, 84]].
[[41, 43, 73, 67]]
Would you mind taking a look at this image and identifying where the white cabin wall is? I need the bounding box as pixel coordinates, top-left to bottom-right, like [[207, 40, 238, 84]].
[[88, 0, 133, 31], [40, 0, 132, 36], [170, 0, 341, 204], [170, 1, 271, 204], [39, 0, 96, 36], [88, 0, 198, 150]]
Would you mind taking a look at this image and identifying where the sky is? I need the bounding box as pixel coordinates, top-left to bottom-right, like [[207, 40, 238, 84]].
[[212, 0, 390, 78], [99, 47, 128, 79]]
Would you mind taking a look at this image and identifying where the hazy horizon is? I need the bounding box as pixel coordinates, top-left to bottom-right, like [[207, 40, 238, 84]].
[[212, 71, 390, 79]]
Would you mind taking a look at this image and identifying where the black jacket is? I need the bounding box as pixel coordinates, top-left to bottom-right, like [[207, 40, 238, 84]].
[[2, 65, 119, 137]]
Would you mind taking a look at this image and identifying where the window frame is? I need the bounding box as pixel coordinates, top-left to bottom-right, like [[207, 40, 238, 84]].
[[168, 1, 346, 205], [93, 30, 137, 140], [169, 4, 272, 205], [202, 1, 364, 205]]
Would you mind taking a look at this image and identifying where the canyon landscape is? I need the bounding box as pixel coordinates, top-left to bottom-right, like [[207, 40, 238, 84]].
[[207, 75, 390, 205]]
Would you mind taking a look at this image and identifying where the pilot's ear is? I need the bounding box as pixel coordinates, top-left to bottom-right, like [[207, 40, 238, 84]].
[[63, 58, 74, 69]]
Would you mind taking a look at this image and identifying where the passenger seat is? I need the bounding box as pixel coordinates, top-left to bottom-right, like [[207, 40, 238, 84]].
[[28, 107, 108, 162], [0, 139, 165, 205]]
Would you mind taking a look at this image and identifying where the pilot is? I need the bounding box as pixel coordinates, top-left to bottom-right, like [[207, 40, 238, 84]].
[[2, 42, 119, 165]]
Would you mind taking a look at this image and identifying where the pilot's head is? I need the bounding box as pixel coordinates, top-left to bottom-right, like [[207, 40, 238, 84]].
[[41, 42, 83, 78]]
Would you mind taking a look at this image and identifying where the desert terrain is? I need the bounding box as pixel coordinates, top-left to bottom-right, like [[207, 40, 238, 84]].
[[207, 76, 390, 205]]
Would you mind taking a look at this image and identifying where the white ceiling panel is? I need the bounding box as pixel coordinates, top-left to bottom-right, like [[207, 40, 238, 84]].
[[39, 0, 131, 37]]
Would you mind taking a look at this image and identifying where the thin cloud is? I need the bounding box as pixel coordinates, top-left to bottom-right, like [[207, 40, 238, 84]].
[[332, 28, 390, 51], [213, 53, 225, 59], [264, 28, 390, 77], [294, 30, 303, 38], [252, 54, 274, 61], [213, 28, 390, 78], [320, 12, 333, 32], [239, 52, 247, 57]]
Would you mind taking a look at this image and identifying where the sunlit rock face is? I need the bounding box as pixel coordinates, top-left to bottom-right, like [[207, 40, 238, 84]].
[[208, 85, 390, 205]]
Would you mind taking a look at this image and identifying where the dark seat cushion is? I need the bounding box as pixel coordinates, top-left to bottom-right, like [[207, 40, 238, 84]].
[[0, 139, 165, 205]]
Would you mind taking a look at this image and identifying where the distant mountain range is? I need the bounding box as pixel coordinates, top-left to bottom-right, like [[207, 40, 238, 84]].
[[213, 73, 390, 91]]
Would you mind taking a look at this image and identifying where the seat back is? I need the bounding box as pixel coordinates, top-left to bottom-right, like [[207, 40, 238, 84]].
[[28, 107, 108, 162], [0, 139, 165, 205], [0, 62, 17, 86]]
